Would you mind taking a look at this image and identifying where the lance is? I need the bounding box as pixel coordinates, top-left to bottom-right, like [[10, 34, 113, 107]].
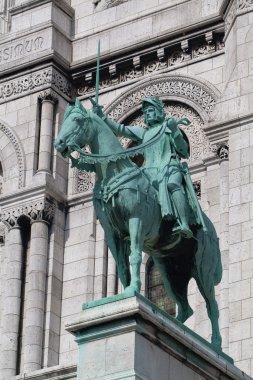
[[95, 39, 100, 105], [90, 40, 103, 115]]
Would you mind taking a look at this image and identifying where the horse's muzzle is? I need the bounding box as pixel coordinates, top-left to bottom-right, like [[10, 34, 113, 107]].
[[54, 139, 69, 157]]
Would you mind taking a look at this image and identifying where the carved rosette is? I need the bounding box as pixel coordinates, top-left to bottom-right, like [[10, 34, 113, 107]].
[[0, 198, 56, 228]]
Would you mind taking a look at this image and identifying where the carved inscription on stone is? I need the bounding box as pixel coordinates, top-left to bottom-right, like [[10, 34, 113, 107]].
[[0, 36, 43, 64]]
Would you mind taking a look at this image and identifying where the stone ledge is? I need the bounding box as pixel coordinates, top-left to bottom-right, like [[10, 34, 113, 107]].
[[66, 294, 251, 380]]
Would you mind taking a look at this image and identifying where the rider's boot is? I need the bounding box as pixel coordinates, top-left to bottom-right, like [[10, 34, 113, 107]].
[[171, 188, 193, 239]]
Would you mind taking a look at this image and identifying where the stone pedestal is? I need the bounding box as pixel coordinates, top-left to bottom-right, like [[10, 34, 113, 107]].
[[66, 294, 250, 380]]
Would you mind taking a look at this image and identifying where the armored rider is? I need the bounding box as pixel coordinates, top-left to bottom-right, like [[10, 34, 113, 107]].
[[94, 97, 194, 239]]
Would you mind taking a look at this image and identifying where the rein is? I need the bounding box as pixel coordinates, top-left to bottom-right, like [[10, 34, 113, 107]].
[[69, 121, 168, 165]]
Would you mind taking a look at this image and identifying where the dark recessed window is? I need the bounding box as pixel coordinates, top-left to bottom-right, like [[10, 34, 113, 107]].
[[147, 258, 176, 317]]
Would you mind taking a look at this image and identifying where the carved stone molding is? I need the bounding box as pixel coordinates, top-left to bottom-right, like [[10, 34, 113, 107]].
[[93, 0, 127, 10], [105, 74, 219, 121], [0, 198, 56, 228], [0, 66, 73, 104], [38, 88, 58, 103], [0, 121, 25, 188]]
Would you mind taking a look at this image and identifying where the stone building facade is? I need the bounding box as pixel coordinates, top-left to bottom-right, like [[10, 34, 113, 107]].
[[0, 0, 252, 378]]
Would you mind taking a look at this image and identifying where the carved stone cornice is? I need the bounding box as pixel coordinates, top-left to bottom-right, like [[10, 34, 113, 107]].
[[0, 66, 73, 104], [0, 198, 56, 228], [77, 32, 224, 98], [39, 89, 58, 103]]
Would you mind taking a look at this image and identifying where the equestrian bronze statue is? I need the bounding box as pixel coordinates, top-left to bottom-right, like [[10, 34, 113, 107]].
[[54, 97, 222, 350]]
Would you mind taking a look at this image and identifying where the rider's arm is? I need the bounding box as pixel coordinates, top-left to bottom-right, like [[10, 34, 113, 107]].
[[167, 118, 189, 159], [102, 116, 145, 142]]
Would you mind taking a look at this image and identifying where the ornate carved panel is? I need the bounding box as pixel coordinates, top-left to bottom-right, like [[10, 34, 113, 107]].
[[0, 67, 73, 104]]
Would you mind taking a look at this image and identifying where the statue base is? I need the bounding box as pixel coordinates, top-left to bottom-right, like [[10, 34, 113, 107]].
[[66, 293, 249, 380]]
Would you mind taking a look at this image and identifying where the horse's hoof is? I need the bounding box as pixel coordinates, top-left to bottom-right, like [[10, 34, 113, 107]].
[[124, 285, 140, 297]]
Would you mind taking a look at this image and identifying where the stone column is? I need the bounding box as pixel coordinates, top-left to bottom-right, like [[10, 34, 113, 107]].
[[0, 218, 23, 379], [37, 90, 58, 173], [217, 143, 229, 353], [23, 200, 55, 372]]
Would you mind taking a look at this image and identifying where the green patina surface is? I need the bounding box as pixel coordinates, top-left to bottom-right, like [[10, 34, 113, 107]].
[[55, 96, 223, 351]]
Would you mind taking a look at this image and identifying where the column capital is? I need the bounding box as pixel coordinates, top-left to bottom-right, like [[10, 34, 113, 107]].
[[0, 198, 56, 228], [38, 89, 58, 104]]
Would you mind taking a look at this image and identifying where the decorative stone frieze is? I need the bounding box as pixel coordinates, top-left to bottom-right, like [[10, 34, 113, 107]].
[[0, 66, 73, 104], [0, 198, 56, 227], [0, 121, 25, 188], [77, 33, 224, 98]]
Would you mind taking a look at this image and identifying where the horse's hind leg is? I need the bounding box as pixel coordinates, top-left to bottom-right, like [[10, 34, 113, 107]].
[[124, 217, 144, 295], [195, 277, 222, 350]]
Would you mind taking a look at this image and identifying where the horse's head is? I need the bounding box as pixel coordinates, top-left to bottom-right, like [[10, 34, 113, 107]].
[[54, 98, 95, 158]]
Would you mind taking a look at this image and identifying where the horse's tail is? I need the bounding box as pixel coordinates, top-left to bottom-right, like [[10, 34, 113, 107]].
[[195, 213, 222, 287]]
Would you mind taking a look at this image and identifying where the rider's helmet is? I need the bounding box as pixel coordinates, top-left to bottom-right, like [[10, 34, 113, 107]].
[[142, 97, 165, 124]]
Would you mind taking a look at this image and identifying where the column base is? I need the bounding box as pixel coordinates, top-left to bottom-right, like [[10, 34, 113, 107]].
[[66, 293, 248, 380]]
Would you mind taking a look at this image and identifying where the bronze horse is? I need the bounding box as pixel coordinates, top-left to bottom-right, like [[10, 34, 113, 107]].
[[54, 99, 222, 349]]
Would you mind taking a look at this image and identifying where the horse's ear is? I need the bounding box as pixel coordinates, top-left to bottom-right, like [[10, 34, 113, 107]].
[[75, 98, 87, 114], [63, 104, 73, 121]]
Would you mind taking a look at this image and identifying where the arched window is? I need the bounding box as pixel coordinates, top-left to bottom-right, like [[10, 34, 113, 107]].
[[146, 258, 176, 317]]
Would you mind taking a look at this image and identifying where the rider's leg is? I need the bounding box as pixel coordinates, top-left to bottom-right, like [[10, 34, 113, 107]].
[[170, 187, 193, 238], [167, 169, 193, 238]]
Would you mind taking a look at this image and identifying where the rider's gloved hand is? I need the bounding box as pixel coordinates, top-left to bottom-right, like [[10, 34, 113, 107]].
[[90, 97, 104, 118]]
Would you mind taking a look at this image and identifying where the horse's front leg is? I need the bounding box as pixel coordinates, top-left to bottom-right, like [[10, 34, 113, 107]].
[[124, 217, 144, 296]]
